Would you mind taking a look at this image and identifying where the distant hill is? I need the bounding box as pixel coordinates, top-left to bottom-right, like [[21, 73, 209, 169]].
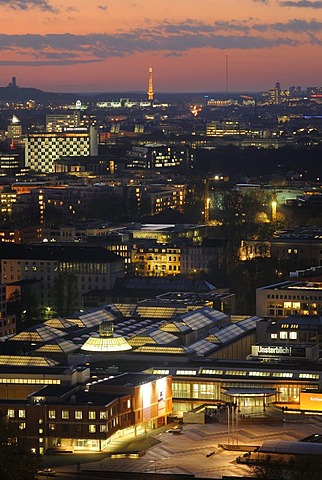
[[0, 86, 262, 104], [0, 86, 89, 103]]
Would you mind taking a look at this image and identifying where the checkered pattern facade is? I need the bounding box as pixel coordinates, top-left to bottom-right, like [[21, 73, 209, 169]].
[[25, 132, 91, 173]]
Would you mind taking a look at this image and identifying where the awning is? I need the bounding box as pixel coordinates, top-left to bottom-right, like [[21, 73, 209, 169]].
[[222, 387, 277, 397]]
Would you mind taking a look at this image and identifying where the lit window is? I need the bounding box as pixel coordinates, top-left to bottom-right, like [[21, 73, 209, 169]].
[[289, 332, 297, 340], [75, 411, 82, 420], [279, 331, 288, 340], [18, 410, 25, 419], [89, 424, 96, 433], [88, 411, 96, 420], [7, 409, 14, 418], [48, 410, 56, 419], [62, 410, 69, 420]]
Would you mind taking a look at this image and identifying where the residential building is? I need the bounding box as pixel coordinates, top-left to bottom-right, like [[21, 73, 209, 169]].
[[0, 225, 42, 244], [0, 283, 15, 338], [180, 239, 228, 274]]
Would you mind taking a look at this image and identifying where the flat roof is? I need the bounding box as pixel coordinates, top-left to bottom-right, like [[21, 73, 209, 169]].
[[0, 244, 122, 263], [223, 388, 277, 396], [94, 372, 167, 387], [258, 281, 322, 291]]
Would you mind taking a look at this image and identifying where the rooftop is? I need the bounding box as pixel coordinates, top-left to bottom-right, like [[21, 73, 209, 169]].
[[0, 244, 122, 263]]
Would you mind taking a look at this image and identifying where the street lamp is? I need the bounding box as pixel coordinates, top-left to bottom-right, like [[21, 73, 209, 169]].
[[227, 403, 239, 447], [149, 460, 157, 476], [271, 201, 277, 222]]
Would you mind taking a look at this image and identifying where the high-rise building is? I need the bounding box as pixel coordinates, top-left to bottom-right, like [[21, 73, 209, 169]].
[[25, 126, 98, 173], [275, 82, 281, 104], [7, 115, 22, 141]]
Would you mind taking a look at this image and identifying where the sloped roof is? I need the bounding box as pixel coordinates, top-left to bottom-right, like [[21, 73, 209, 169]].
[[35, 339, 79, 354], [11, 325, 67, 343]]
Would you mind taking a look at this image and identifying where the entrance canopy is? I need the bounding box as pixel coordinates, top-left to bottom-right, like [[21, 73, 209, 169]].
[[223, 388, 276, 397]]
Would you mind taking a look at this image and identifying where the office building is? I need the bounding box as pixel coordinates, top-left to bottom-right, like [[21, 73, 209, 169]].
[[271, 226, 322, 266], [126, 144, 191, 170], [0, 244, 124, 311], [7, 115, 22, 142], [46, 111, 81, 132], [256, 280, 322, 318], [25, 126, 98, 173], [2, 372, 172, 454]]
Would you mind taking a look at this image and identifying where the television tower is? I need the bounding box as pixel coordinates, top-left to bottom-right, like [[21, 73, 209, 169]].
[[147, 67, 154, 101]]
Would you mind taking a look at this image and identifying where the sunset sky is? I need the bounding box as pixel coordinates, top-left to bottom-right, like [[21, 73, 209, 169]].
[[1, 0, 322, 92]]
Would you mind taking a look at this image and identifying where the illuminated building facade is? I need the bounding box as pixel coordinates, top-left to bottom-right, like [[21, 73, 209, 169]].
[[0, 283, 15, 338], [7, 115, 22, 144], [2, 372, 172, 454], [0, 244, 124, 310], [0, 187, 17, 216], [256, 281, 322, 318], [133, 244, 181, 276], [0, 225, 42, 244], [0, 153, 25, 176], [253, 314, 322, 361], [146, 363, 322, 416], [126, 144, 191, 170], [239, 240, 271, 261], [206, 121, 248, 137], [25, 126, 98, 173], [126, 184, 185, 215], [46, 111, 81, 132]]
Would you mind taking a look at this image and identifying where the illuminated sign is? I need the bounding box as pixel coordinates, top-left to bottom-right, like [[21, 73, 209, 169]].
[[63, 127, 88, 132], [252, 345, 306, 358], [258, 346, 290, 355], [300, 392, 322, 412]]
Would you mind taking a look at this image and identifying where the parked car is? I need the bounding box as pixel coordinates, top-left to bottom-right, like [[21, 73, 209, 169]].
[[166, 426, 182, 434], [37, 468, 57, 477]]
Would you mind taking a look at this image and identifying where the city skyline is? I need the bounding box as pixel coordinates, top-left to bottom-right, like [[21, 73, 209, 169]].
[[1, 0, 322, 93]]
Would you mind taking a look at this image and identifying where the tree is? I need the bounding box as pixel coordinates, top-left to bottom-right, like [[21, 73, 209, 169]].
[[53, 273, 78, 317], [0, 417, 39, 480], [249, 454, 288, 480]]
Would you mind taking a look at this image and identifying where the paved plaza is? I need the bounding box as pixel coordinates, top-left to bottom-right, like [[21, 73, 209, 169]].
[[53, 414, 322, 479]]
